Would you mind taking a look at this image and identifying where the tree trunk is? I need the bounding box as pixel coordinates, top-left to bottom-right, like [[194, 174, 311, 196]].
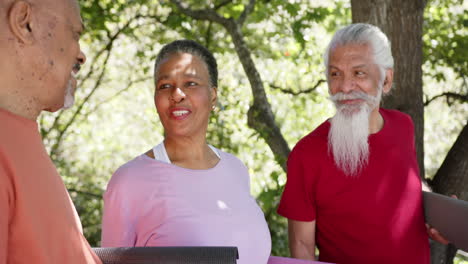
[[350, 0, 426, 177], [349, 1, 464, 263], [432, 121, 468, 198], [430, 121, 468, 263]]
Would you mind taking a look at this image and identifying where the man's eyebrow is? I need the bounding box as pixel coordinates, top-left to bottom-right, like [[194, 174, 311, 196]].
[[352, 64, 368, 68]]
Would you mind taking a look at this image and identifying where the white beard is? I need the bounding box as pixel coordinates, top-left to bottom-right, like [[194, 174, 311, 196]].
[[62, 73, 76, 109], [328, 90, 381, 176]]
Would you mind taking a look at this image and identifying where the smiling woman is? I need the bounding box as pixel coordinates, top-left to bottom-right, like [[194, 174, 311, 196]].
[[101, 40, 272, 264], [154, 52, 216, 155]]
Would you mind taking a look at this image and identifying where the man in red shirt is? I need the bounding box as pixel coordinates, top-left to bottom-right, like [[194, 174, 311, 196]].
[[278, 23, 437, 264], [0, 0, 101, 263]]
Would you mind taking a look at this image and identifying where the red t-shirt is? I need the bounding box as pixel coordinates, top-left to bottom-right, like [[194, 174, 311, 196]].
[[278, 108, 430, 264]]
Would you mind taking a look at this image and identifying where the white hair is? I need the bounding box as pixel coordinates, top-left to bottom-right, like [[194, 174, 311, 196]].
[[324, 23, 394, 82], [62, 73, 75, 109], [328, 90, 381, 176]]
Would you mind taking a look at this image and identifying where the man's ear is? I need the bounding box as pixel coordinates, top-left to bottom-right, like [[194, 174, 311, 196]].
[[211, 86, 218, 107], [382, 69, 394, 94], [8, 1, 34, 45]]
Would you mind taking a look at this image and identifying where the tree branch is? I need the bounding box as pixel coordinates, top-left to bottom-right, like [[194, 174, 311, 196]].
[[238, 0, 255, 25], [50, 48, 113, 158], [269, 79, 325, 95], [81, 76, 152, 118], [424, 92, 468, 106], [46, 12, 158, 158], [170, 0, 226, 25], [214, 0, 232, 10], [205, 21, 213, 49], [42, 14, 144, 139]]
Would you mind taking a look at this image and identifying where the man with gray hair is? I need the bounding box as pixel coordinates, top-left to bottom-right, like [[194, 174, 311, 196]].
[[0, 0, 101, 263], [278, 23, 430, 263]]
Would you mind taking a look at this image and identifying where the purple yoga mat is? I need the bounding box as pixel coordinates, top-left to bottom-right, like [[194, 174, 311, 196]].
[[268, 256, 334, 264]]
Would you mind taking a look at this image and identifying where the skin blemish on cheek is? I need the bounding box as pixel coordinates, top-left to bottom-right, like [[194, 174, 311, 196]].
[[49, 60, 54, 66], [48, 19, 57, 29], [60, 48, 64, 52]]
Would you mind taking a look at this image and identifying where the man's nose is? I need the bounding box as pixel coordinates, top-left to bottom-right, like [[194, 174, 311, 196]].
[[77, 50, 86, 66], [340, 75, 355, 93]]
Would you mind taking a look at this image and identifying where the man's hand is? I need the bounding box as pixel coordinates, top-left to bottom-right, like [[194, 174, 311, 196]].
[[426, 223, 449, 244]]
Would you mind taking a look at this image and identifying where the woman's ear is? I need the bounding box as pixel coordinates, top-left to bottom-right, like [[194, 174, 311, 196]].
[[8, 1, 34, 45], [382, 69, 394, 94]]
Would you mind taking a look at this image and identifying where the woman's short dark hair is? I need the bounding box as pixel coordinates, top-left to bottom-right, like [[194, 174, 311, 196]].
[[154, 40, 218, 87]]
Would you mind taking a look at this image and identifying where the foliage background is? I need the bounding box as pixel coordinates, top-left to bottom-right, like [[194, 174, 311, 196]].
[[39, 0, 467, 261]]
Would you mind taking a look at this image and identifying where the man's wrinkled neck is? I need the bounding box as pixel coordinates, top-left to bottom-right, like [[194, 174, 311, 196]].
[[0, 94, 41, 121]]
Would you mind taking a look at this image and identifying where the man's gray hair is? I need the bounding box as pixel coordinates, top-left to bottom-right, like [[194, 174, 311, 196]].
[[154, 39, 218, 88], [324, 23, 394, 82]]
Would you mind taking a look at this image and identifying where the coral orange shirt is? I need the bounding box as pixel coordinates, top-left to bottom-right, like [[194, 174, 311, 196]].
[[0, 108, 101, 264]]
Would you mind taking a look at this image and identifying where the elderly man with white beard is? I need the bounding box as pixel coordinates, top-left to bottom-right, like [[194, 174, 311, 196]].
[[277, 23, 432, 264]]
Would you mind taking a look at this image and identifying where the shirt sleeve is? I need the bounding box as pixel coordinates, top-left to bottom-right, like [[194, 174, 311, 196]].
[[0, 158, 13, 264], [277, 143, 317, 221], [101, 172, 137, 247]]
